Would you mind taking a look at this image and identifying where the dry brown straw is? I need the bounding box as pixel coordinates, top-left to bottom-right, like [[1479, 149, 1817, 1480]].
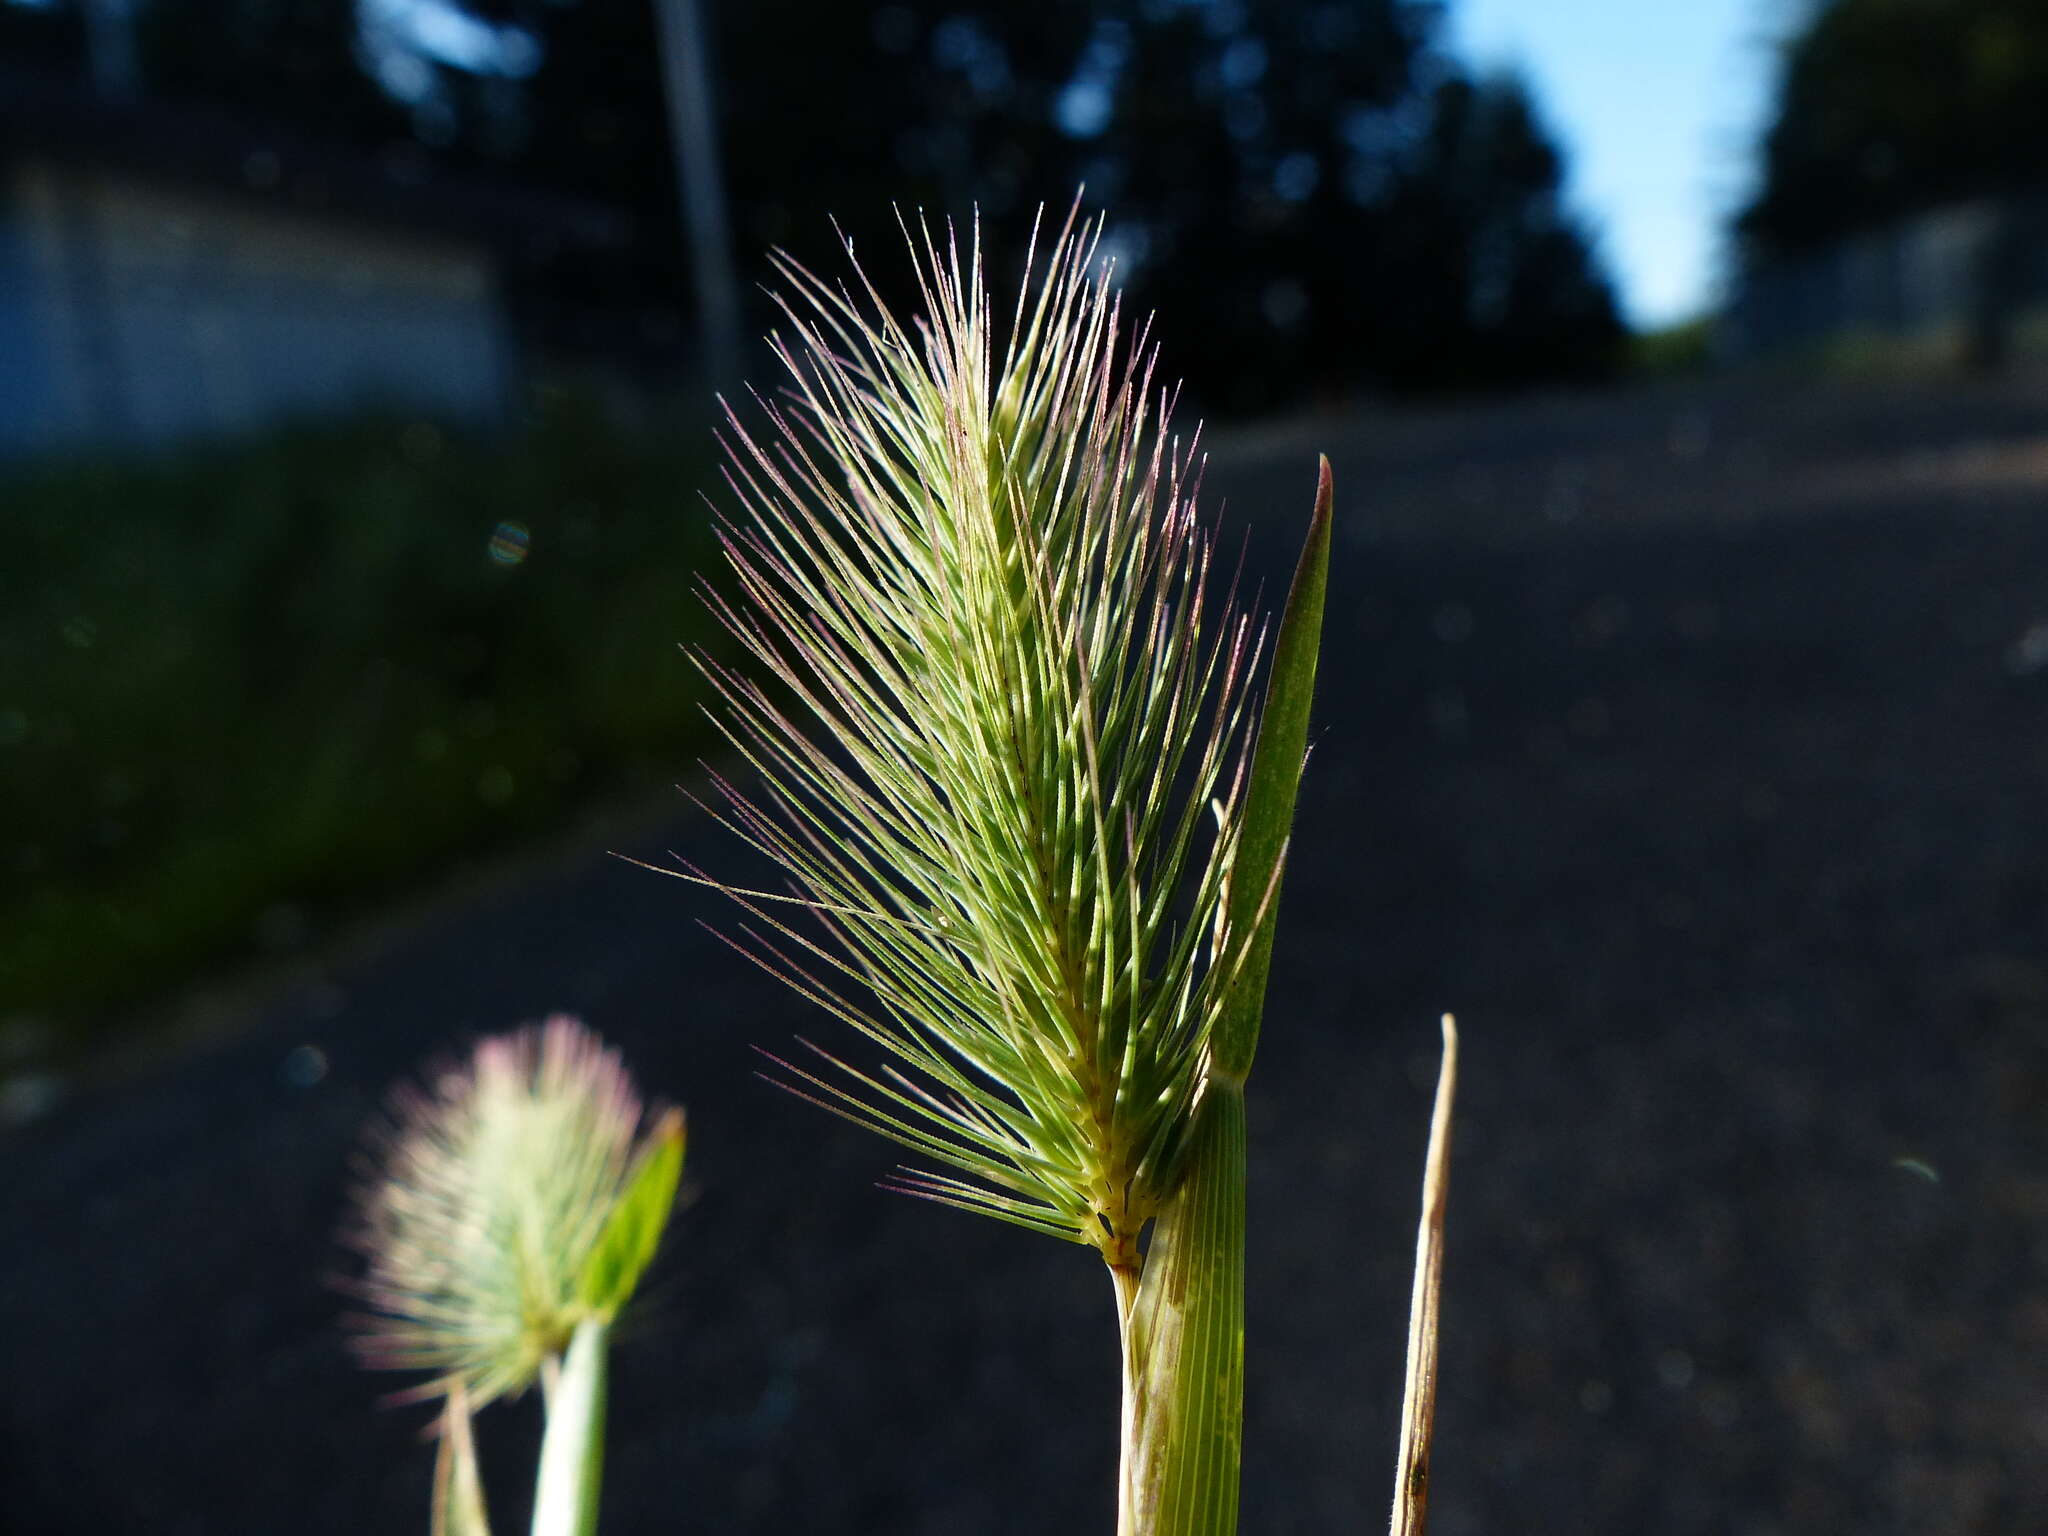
[[1390, 1014, 1458, 1536]]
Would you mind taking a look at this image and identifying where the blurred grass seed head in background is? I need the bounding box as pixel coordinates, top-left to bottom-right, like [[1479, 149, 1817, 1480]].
[[346, 1015, 684, 1412]]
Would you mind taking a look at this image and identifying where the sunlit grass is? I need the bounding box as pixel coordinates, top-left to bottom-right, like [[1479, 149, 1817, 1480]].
[[682, 206, 1332, 1535]]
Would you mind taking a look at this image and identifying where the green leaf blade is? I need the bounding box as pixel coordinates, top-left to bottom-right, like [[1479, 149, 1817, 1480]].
[[1212, 458, 1334, 1081], [576, 1110, 686, 1320]]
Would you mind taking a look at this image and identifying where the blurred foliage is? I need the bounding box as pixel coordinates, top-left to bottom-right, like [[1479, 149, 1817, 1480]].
[[1743, 0, 2048, 255], [6, 0, 1625, 406], [0, 0, 82, 73], [0, 401, 721, 1045], [637, 0, 1623, 403], [1630, 316, 1714, 377], [710, 0, 1557, 406]]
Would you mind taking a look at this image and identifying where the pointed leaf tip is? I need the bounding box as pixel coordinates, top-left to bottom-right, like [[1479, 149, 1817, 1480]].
[[1211, 457, 1333, 1080]]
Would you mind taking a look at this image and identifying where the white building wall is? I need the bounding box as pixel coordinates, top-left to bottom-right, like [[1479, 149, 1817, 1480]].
[[0, 158, 516, 454], [1727, 192, 2048, 367]]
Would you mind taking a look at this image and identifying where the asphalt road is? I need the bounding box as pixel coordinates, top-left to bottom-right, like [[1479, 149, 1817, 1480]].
[[7, 369, 2048, 1534]]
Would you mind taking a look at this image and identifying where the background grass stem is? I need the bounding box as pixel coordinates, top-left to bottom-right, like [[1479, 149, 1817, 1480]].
[[530, 1319, 609, 1536], [1389, 1015, 1459, 1536], [430, 1383, 493, 1536]]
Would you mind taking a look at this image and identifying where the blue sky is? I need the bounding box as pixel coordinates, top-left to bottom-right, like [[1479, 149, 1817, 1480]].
[[1451, 0, 1783, 327]]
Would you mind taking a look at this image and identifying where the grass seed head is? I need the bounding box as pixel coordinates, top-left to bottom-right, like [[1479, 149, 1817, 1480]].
[[346, 1015, 679, 1410], [696, 205, 1269, 1264]]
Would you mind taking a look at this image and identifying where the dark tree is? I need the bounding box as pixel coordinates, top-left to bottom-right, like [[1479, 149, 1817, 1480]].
[[1088, 0, 1446, 409], [1363, 70, 1623, 390], [1742, 0, 2048, 256], [1100, 8, 1619, 399], [3, 0, 1625, 401], [0, 0, 88, 77], [133, 0, 408, 143]]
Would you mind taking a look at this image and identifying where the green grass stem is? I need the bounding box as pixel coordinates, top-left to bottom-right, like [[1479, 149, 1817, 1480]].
[[1114, 460, 1331, 1536], [531, 1319, 609, 1536], [1119, 1080, 1247, 1536]]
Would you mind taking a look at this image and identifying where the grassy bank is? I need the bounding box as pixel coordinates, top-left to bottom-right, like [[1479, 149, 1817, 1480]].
[[2, 399, 724, 1057]]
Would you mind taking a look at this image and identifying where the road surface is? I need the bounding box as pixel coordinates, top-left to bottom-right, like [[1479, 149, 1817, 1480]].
[[7, 369, 2048, 1534]]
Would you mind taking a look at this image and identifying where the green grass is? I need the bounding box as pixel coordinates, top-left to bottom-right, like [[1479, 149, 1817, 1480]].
[[1629, 315, 1715, 377], [0, 396, 724, 1055]]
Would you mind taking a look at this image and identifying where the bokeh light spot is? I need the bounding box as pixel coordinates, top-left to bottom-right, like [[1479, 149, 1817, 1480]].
[[282, 1044, 329, 1088], [487, 520, 531, 566]]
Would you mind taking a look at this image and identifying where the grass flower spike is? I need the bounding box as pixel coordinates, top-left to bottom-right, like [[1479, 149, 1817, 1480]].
[[691, 207, 1332, 1536], [701, 212, 1260, 1257], [351, 1015, 681, 1406], [349, 1015, 685, 1536]]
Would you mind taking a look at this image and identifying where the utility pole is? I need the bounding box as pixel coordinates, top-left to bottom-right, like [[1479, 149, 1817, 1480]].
[[84, 0, 141, 99], [653, 0, 744, 396]]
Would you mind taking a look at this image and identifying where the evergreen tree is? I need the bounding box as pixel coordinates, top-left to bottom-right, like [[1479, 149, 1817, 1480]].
[[4, 0, 1625, 399], [1743, 0, 2048, 255]]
